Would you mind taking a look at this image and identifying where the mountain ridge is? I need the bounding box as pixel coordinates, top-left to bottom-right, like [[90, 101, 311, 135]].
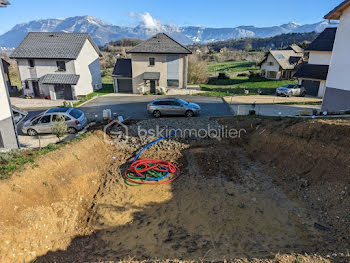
[[0, 15, 332, 48]]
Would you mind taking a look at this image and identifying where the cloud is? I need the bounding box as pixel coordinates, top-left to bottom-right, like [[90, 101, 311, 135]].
[[128, 12, 178, 35]]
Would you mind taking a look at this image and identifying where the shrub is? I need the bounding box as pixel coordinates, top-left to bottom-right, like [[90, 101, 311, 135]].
[[187, 55, 209, 84], [52, 114, 68, 141]]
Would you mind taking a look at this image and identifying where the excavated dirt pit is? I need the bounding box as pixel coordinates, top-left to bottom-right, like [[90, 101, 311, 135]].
[[1, 117, 349, 262]]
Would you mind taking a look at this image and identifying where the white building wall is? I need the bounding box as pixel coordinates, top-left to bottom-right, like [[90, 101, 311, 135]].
[[308, 52, 332, 65], [0, 62, 18, 150], [74, 39, 102, 96], [0, 63, 12, 121], [326, 7, 350, 92], [17, 59, 76, 81], [260, 54, 281, 79], [318, 81, 327, 97]]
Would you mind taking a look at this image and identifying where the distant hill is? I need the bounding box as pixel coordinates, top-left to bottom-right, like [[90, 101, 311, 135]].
[[197, 32, 320, 51], [0, 15, 332, 48]]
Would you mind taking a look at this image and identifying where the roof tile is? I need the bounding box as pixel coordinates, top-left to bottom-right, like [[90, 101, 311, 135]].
[[10, 32, 101, 59]]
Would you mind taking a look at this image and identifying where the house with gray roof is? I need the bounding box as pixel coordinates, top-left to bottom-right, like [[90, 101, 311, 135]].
[[10, 32, 102, 100], [259, 44, 304, 80], [113, 33, 192, 94], [294, 28, 336, 98]]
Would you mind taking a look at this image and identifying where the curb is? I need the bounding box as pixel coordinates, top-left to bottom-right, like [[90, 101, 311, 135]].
[[76, 95, 100, 108]]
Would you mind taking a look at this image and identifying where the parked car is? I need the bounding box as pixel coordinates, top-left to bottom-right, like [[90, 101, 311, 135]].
[[276, 84, 306, 97], [22, 107, 87, 136], [147, 98, 201, 118]]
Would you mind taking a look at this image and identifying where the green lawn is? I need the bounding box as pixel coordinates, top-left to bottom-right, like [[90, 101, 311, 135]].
[[0, 133, 91, 180], [101, 68, 114, 84], [200, 76, 297, 97], [73, 83, 114, 107], [208, 61, 258, 75]]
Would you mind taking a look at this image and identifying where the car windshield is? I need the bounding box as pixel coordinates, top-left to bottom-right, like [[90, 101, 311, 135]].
[[69, 109, 82, 119], [30, 112, 43, 121], [283, 85, 295, 89], [177, 99, 189, 105]]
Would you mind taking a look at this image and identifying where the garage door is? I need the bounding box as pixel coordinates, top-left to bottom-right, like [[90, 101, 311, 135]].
[[54, 84, 73, 100], [302, 80, 320, 97], [117, 79, 132, 93]]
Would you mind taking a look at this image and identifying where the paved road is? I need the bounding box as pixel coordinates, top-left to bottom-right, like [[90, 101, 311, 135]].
[[79, 95, 232, 121]]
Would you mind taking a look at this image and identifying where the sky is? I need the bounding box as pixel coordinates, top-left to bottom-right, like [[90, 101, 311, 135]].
[[0, 0, 340, 34]]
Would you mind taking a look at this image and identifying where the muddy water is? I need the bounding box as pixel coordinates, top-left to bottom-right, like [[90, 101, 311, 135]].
[[37, 142, 325, 262]]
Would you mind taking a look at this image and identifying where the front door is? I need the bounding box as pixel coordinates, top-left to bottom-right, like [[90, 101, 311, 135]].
[[150, 80, 156, 94], [32, 81, 40, 97]]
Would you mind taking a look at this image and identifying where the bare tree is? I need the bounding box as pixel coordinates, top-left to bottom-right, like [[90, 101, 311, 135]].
[[187, 55, 209, 84]]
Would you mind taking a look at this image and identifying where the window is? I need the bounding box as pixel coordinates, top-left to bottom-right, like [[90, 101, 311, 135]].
[[25, 81, 29, 90], [52, 114, 71, 122], [69, 109, 82, 119], [28, 59, 35, 68], [149, 58, 155, 66], [268, 62, 274, 66], [167, 79, 179, 88], [158, 101, 172, 106], [56, 61, 66, 71], [171, 100, 181, 106], [39, 115, 51, 124]]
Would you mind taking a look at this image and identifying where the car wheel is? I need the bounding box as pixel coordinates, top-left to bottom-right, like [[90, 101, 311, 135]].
[[301, 91, 306, 97], [153, 110, 161, 118], [288, 92, 292, 97], [68, 127, 77, 134], [27, 129, 37, 136], [185, 110, 194, 117]]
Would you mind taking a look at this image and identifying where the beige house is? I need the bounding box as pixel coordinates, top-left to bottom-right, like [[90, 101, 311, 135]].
[[259, 44, 303, 80], [10, 32, 102, 100], [112, 33, 192, 94]]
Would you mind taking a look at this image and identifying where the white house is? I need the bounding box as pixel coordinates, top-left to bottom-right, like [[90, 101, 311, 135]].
[[0, 59, 19, 150], [259, 44, 303, 80], [10, 32, 102, 100], [321, 0, 350, 113], [294, 28, 336, 97]]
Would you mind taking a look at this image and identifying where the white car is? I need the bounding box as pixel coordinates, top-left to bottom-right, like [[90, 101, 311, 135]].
[[276, 84, 306, 97]]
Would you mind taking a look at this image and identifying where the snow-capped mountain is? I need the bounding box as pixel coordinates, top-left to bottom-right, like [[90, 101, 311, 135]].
[[0, 16, 331, 48], [179, 21, 331, 43]]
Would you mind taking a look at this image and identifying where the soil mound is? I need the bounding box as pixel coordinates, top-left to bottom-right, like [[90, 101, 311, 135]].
[[0, 134, 112, 263]]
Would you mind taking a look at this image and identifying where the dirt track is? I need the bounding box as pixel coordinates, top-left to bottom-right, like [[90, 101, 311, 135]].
[[1, 117, 349, 262]]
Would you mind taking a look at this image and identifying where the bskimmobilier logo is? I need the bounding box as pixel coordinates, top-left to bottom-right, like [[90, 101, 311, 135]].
[[103, 120, 128, 144]]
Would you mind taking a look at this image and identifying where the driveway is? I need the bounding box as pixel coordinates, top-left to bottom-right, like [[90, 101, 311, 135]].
[[79, 95, 232, 121]]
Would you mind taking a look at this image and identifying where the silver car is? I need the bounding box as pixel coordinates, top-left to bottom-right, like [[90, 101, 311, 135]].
[[276, 84, 306, 97], [22, 107, 88, 136], [147, 98, 201, 118]]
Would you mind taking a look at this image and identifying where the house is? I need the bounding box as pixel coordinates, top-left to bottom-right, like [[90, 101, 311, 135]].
[[259, 44, 303, 80], [322, 0, 350, 113], [0, 59, 19, 150], [294, 28, 337, 97], [113, 33, 192, 94], [10, 32, 102, 100]]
